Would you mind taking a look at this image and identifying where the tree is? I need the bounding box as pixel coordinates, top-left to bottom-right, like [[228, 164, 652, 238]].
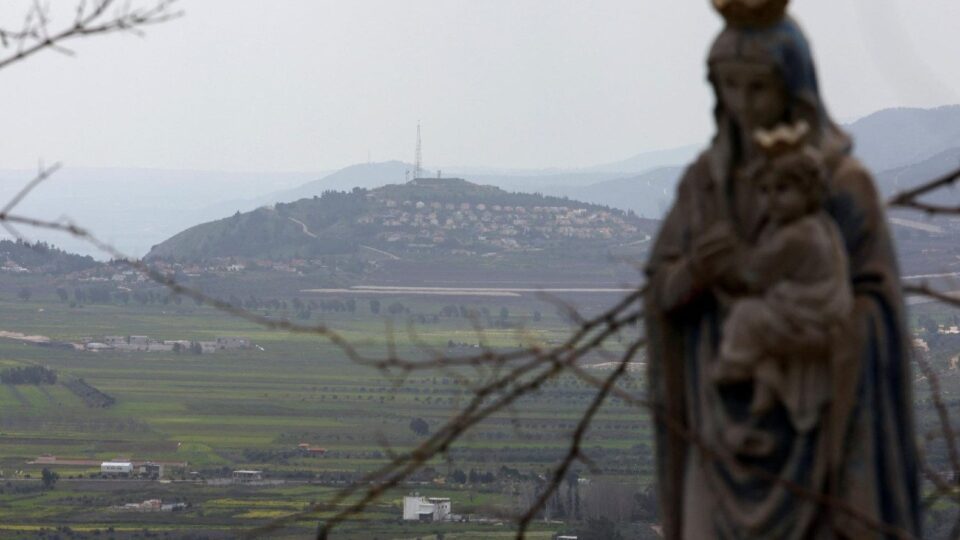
[[449, 469, 466, 484], [17, 287, 31, 302], [369, 299, 381, 314], [409, 417, 429, 437], [55, 287, 69, 302], [919, 314, 939, 335], [41, 468, 59, 490]]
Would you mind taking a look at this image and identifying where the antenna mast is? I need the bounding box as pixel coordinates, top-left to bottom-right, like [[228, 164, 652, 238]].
[[414, 121, 423, 180]]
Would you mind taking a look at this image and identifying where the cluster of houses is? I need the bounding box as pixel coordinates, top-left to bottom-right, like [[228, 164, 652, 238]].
[[1, 260, 31, 274], [83, 335, 251, 354], [367, 194, 639, 251], [144, 258, 318, 277]]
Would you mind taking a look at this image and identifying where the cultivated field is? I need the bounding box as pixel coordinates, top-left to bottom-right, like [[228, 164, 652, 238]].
[[0, 293, 650, 538]]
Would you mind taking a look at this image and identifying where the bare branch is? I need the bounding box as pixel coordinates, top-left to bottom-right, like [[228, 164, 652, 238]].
[[0, 162, 61, 216], [515, 337, 643, 537], [888, 164, 960, 215], [0, 0, 182, 72], [904, 282, 960, 310]]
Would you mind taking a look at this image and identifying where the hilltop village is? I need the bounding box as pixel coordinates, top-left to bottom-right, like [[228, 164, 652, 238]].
[[365, 180, 641, 251]]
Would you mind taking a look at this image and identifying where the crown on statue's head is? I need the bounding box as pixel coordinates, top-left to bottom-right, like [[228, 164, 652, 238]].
[[754, 120, 811, 158], [712, 0, 789, 28]]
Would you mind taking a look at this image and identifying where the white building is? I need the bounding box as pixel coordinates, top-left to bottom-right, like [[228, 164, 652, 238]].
[[402, 495, 451, 522], [232, 470, 263, 483], [101, 462, 133, 475]]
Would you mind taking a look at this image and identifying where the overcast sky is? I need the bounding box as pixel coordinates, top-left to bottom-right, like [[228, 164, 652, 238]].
[[0, 0, 957, 173]]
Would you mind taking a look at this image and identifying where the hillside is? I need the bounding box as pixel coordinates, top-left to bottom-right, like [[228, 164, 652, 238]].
[[146, 178, 655, 264], [0, 239, 99, 275]]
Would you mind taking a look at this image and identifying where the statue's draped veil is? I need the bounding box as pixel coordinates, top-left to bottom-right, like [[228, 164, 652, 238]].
[[706, 17, 852, 184]]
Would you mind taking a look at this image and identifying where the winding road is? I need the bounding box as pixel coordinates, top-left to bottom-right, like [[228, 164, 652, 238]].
[[288, 217, 401, 260]]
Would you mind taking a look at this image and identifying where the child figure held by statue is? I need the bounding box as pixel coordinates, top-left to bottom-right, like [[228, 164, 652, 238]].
[[714, 121, 853, 433]]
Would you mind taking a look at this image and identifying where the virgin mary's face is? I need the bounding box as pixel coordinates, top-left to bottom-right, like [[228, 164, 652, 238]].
[[713, 61, 787, 132]]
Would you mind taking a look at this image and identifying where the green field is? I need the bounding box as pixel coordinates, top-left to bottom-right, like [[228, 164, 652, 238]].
[[0, 295, 650, 538]]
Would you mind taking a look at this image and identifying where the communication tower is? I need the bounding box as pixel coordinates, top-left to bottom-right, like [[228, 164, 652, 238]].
[[414, 122, 423, 180]]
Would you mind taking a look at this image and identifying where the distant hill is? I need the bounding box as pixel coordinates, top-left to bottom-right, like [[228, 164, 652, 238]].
[[147, 178, 654, 263], [0, 239, 99, 274], [547, 166, 685, 219], [848, 105, 960, 173], [266, 161, 418, 203], [876, 146, 960, 207], [263, 162, 633, 205], [583, 145, 700, 174], [257, 106, 960, 223]]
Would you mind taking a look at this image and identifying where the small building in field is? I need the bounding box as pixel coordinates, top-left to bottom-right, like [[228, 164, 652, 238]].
[[402, 495, 451, 522], [232, 470, 263, 483], [101, 461, 133, 476], [297, 443, 327, 456], [216, 336, 251, 350], [138, 462, 163, 478], [147, 342, 174, 352]]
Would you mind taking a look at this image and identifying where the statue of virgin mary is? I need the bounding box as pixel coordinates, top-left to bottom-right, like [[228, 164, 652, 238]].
[[643, 1, 920, 538]]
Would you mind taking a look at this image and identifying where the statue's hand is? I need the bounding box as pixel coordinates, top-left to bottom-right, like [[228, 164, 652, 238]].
[[689, 221, 740, 288]]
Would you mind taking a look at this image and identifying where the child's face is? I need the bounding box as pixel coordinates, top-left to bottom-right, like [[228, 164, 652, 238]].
[[760, 174, 808, 225]]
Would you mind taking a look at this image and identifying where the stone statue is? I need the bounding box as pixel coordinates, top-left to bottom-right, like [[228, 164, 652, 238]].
[[644, 1, 920, 538]]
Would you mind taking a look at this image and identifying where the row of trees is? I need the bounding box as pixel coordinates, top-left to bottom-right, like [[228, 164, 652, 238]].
[[0, 366, 57, 385]]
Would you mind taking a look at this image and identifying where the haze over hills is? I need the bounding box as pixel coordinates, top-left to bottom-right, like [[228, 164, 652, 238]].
[[2, 105, 958, 260], [0, 168, 322, 259], [256, 105, 960, 221], [847, 105, 960, 173]]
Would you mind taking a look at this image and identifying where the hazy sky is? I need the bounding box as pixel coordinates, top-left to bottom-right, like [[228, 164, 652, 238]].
[[0, 0, 957, 172]]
